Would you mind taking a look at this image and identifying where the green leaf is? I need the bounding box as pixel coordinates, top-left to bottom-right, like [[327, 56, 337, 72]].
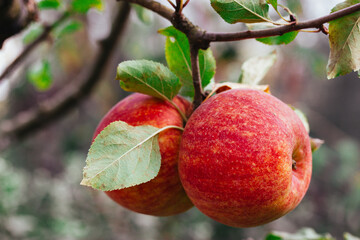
[[71, 0, 103, 14], [247, 23, 298, 45], [116, 60, 182, 101], [210, 0, 270, 24], [54, 20, 83, 38], [326, 0, 360, 79], [158, 26, 216, 98], [22, 23, 43, 44], [131, 4, 153, 25], [239, 50, 277, 85], [257, 31, 298, 45], [81, 122, 183, 191], [344, 232, 360, 240], [266, 228, 335, 240], [27, 60, 53, 91], [266, 0, 277, 11], [81, 121, 164, 191], [38, 0, 61, 9]]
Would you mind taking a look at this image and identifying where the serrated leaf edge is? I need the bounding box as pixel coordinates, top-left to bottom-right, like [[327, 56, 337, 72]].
[[80, 124, 184, 189], [327, 17, 360, 79], [233, 0, 272, 23], [118, 65, 173, 102]]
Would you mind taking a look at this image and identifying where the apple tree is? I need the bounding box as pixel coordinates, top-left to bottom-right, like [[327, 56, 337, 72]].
[[0, 0, 360, 239]]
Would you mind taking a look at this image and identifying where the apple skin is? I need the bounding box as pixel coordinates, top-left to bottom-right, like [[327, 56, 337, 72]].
[[93, 93, 193, 216], [178, 89, 312, 227]]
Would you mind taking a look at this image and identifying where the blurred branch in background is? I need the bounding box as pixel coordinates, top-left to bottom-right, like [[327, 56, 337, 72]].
[[0, 12, 69, 83], [0, 2, 131, 151], [0, 0, 38, 49]]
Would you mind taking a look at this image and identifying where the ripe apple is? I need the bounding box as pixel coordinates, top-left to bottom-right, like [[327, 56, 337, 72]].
[[93, 93, 193, 216], [178, 89, 312, 227]]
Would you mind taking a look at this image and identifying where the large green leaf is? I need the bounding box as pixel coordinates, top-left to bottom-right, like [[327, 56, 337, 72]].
[[117, 60, 182, 101], [158, 26, 216, 98], [71, 0, 103, 13], [266, 228, 335, 240], [27, 60, 53, 91], [210, 0, 270, 24], [248, 23, 298, 45], [81, 121, 163, 191], [327, 0, 360, 79], [239, 51, 277, 85]]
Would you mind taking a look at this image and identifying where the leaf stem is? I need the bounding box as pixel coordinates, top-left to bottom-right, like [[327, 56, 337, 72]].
[[190, 43, 204, 110], [168, 100, 188, 122], [176, 0, 183, 12], [167, 0, 176, 9]]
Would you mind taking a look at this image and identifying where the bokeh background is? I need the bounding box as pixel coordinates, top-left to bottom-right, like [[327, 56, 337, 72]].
[[0, 0, 359, 239]]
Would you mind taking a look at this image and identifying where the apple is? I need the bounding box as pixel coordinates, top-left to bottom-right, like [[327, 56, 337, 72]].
[[178, 89, 312, 227], [93, 93, 193, 216]]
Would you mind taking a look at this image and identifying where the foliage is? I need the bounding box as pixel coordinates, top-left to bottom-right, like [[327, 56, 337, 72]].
[[327, 0, 360, 79], [117, 60, 182, 101], [27, 60, 53, 91], [211, 0, 271, 23], [81, 121, 163, 191], [1, 0, 360, 238], [158, 27, 216, 98]]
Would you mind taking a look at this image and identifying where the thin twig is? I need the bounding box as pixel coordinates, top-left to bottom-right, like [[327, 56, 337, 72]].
[[175, 0, 183, 12], [0, 3, 132, 151], [183, 0, 190, 8], [119, 0, 360, 43], [166, 0, 176, 9], [204, 3, 360, 42], [0, 12, 70, 83], [190, 43, 203, 110]]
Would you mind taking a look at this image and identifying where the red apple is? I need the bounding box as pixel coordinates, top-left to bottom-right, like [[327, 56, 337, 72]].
[[93, 93, 193, 216], [178, 89, 312, 227]]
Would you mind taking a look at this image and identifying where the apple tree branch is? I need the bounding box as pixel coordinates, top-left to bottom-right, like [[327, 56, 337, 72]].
[[0, 2, 132, 151], [117, 0, 360, 108]]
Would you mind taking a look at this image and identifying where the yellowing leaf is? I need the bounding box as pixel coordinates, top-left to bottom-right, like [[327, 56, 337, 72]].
[[239, 51, 277, 85], [327, 0, 360, 79]]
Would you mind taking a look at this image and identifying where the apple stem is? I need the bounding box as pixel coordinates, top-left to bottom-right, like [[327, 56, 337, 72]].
[[190, 43, 205, 110]]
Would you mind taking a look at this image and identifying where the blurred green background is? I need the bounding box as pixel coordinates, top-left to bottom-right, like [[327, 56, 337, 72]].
[[0, 0, 359, 239]]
